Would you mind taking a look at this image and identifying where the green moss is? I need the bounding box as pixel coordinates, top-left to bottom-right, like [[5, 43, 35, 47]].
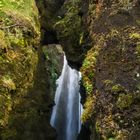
[[111, 84, 124, 93], [42, 46, 60, 81], [119, 0, 130, 8], [0, 0, 40, 32], [84, 81, 93, 94], [0, 30, 7, 49], [110, 29, 119, 37], [1, 129, 17, 140], [7, 31, 27, 48], [2, 75, 16, 91], [81, 49, 99, 90], [54, 0, 82, 46], [136, 42, 140, 56], [42, 45, 63, 97], [49, 0, 89, 64], [81, 95, 96, 123], [80, 38, 104, 125], [129, 33, 140, 39], [79, 32, 84, 45], [136, 83, 140, 90], [0, 0, 40, 138], [116, 94, 133, 109], [136, 20, 140, 25], [95, 122, 100, 132], [88, 4, 96, 15], [108, 138, 116, 140], [104, 80, 113, 86]]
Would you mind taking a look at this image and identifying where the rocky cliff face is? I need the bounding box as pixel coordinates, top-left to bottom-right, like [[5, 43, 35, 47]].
[[36, 0, 92, 69], [0, 0, 140, 140], [0, 0, 40, 139], [38, 0, 140, 139], [80, 0, 140, 140], [0, 1, 63, 140]]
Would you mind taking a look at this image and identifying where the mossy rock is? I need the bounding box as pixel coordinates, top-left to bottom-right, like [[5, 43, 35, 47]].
[[0, 0, 40, 139], [111, 84, 125, 93], [116, 94, 133, 109]]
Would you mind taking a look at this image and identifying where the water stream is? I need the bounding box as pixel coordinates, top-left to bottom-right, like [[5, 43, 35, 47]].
[[50, 55, 82, 140]]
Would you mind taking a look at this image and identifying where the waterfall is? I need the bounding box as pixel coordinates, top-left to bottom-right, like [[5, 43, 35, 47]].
[[50, 55, 83, 140]]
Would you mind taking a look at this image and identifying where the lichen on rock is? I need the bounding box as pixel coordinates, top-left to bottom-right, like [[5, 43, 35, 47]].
[[80, 0, 140, 139]]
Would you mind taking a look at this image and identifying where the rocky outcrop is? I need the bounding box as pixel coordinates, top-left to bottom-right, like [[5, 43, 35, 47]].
[[39, 0, 140, 139], [80, 0, 140, 140], [36, 0, 92, 69], [1, 0, 140, 140], [53, 0, 92, 69], [0, 0, 40, 139], [0, 1, 63, 140], [30, 0, 140, 139], [35, 0, 64, 45]]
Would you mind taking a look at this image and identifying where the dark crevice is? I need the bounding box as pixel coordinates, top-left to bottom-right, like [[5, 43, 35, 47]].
[[41, 29, 59, 45]]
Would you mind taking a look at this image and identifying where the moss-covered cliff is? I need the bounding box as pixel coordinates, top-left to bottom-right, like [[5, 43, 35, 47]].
[[40, 0, 140, 139], [0, 0, 40, 139], [80, 0, 140, 140], [0, 1, 63, 140], [1, 0, 140, 140], [36, 0, 92, 69]]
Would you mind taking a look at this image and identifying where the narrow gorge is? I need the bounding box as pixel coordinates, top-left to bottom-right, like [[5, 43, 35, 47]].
[[50, 55, 82, 140], [0, 0, 140, 140]]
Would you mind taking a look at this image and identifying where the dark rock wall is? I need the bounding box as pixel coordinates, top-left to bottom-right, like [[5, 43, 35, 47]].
[[38, 0, 140, 139], [80, 0, 140, 140], [36, 0, 92, 70], [36, 0, 140, 139]]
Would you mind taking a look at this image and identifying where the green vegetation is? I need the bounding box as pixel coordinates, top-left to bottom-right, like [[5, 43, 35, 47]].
[[2, 75, 16, 91], [104, 80, 114, 87], [81, 95, 96, 123], [119, 0, 130, 8], [108, 138, 116, 140], [80, 2, 140, 137], [0, 0, 140, 140], [136, 20, 140, 25], [43, 45, 63, 95], [136, 42, 140, 56], [130, 33, 140, 39], [81, 48, 99, 95], [80, 35, 105, 124], [111, 84, 125, 93], [54, 0, 82, 46], [0, 0, 40, 139], [116, 94, 133, 109], [0, 0, 40, 32], [55, 0, 81, 33], [53, 0, 88, 64]]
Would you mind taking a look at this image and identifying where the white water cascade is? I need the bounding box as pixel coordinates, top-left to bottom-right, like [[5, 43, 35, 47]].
[[50, 55, 83, 140]]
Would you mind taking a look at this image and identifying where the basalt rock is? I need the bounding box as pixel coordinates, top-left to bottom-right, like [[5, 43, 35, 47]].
[[36, 0, 92, 70], [36, 0, 140, 139], [0, 1, 63, 140], [80, 0, 140, 140]]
